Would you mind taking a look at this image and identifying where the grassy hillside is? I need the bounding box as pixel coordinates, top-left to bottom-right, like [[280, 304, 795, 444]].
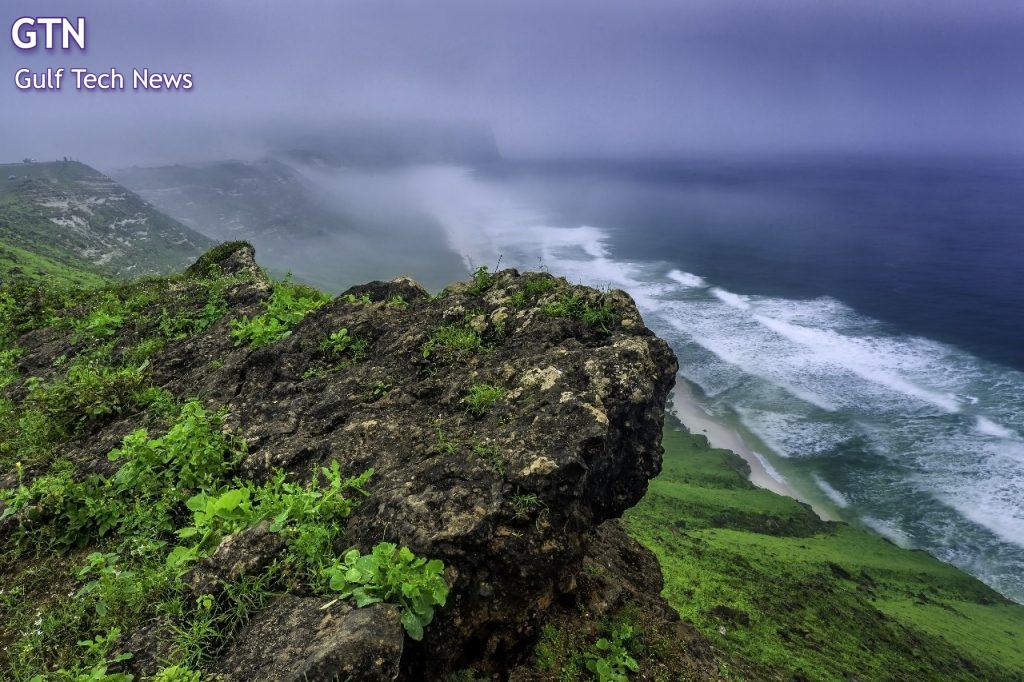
[[0, 161, 212, 278], [0, 239, 107, 289], [626, 425, 1024, 680]]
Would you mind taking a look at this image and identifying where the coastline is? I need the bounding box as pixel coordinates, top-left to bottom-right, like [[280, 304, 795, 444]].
[[668, 379, 835, 521]]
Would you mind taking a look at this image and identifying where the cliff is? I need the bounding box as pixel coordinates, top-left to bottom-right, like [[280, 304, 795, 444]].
[[0, 243, 714, 679]]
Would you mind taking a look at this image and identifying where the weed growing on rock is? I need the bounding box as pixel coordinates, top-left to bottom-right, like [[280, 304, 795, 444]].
[[467, 266, 496, 295], [387, 295, 409, 308], [462, 383, 506, 417], [343, 293, 372, 306], [510, 492, 544, 519], [231, 278, 330, 348], [304, 328, 370, 379], [364, 380, 392, 402], [511, 275, 558, 309], [472, 440, 504, 475], [422, 324, 483, 360], [585, 623, 640, 682], [323, 542, 448, 641], [543, 293, 616, 333]]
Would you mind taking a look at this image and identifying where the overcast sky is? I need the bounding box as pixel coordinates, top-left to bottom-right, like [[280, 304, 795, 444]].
[[3, 0, 1024, 165]]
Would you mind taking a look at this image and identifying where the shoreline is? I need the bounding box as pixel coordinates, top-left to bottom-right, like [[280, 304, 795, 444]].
[[669, 380, 834, 521]]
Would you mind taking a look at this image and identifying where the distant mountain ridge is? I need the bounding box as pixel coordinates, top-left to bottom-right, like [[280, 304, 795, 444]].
[[0, 160, 212, 279], [111, 159, 340, 246]]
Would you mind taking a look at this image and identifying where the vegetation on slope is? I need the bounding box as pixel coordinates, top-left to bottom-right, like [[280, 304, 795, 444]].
[[626, 424, 1024, 681], [0, 245, 448, 680], [1, 161, 211, 278]]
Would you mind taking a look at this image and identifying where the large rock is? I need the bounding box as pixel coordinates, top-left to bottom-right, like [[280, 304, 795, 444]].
[[11, 245, 690, 678], [215, 598, 404, 681]]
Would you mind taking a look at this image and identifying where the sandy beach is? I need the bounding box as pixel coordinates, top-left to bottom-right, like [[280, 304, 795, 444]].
[[669, 380, 834, 520]]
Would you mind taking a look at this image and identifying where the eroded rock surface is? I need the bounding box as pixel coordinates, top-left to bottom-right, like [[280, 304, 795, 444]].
[[9, 243, 711, 678]]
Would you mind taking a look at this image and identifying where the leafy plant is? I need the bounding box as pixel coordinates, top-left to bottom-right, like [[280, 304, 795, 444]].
[[323, 542, 448, 640], [343, 293, 372, 305], [584, 623, 640, 682], [467, 266, 495, 295], [231, 278, 330, 348], [462, 383, 506, 417], [109, 400, 244, 493], [386, 295, 409, 308], [28, 359, 147, 429], [151, 665, 201, 682], [30, 628, 135, 682], [316, 327, 368, 367]]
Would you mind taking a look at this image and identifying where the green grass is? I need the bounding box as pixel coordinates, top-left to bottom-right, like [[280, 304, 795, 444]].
[[461, 383, 506, 416], [0, 239, 107, 289], [625, 426, 1024, 680], [422, 324, 484, 360], [542, 293, 615, 332]]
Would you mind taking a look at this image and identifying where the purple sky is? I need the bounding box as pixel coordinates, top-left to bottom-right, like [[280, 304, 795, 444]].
[[3, 0, 1024, 165]]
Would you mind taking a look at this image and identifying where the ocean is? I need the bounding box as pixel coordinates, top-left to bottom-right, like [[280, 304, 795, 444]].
[[302, 156, 1024, 602]]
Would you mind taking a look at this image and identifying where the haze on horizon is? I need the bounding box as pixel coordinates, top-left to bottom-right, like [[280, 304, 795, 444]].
[[3, 0, 1024, 167]]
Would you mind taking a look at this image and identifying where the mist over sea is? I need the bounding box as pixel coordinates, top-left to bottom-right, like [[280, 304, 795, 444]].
[[312, 156, 1024, 600]]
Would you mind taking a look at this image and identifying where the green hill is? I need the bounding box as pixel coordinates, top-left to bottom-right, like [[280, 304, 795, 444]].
[[626, 424, 1024, 680], [0, 161, 212, 279]]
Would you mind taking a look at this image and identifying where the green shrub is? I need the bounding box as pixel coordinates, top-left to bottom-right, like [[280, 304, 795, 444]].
[[108, 400, 244, 494], [28, 360, 147, 429], [170, 463, 373, 577], [323, 542, 448, 640], [231, 278, 330, 348], [2, 400, 244, 550], [462, 383, 506, 416], [0, 275, 81, 343]]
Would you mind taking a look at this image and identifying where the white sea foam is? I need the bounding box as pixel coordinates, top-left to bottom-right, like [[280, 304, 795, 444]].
[[812, 473, 850, 508], [751, 451, 786, 485], [710, 287, 751, 310], [976, 416, 1015, 439], [862, 516, 912, 547], [667, 269, 706, 288]]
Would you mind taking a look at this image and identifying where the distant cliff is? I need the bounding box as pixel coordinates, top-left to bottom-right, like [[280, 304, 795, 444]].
[[0, 160, 211, 279]]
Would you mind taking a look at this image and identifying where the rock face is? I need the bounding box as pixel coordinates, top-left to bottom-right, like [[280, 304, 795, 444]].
[[9, 243, 710, 678]]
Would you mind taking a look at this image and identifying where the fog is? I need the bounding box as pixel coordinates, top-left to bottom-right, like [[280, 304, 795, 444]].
[[3, 0, 1024, 167]]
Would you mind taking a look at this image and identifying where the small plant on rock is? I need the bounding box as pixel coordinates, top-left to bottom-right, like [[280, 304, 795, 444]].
[[231, 278, 330, 348], [462, 383, 506, 417], [323, 542, 449, 641], [422, 325, 483, 360], [585, 623, 640, 682]]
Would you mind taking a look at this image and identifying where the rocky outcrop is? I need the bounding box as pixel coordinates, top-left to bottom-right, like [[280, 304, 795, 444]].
[[8, 243, 711, 679]]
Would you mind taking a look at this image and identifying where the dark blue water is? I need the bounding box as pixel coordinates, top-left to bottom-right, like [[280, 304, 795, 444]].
[[502, 156, 1024, 371]]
